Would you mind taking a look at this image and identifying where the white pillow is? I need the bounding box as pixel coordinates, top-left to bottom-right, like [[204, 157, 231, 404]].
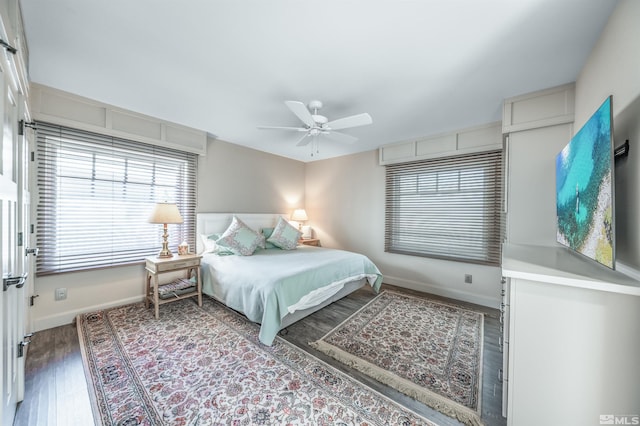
[[199, 233, 235, 255], [267, 216, 302, 250], [200, 233, 219, 253], [216, 216, 264, 256]]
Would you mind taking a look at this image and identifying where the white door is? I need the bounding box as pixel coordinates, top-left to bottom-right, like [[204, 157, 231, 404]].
[[15, 93, 33, 404], [0, 77, 27, 426]]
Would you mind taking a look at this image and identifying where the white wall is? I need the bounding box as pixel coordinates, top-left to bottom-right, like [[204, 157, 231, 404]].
[[32, 265, 146, 331], [306, 150, 502, 308], [505, 121, 574, 245], [32, 137, 305, 331], [575, 0, 640, 270], [574, 0, 640, 128], [502, 84, 575, 247], [613, 97, 640, 270]]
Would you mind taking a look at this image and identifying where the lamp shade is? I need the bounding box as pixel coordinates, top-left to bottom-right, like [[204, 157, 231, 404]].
[[291, 209, 308, 222], [148, 202, 184, 224]]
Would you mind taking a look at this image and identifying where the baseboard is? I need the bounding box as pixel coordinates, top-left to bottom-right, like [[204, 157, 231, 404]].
[[33, 295, 145, 332], [616, 261, 640, 282], [383, 275, 501, 309], [32, 276, 506, 331]]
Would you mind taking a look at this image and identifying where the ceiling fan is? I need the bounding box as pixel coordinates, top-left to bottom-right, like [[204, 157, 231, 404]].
[[258, 100, 372, 148]]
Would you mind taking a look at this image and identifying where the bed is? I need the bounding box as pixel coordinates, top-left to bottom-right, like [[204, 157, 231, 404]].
[[196, 213, 382, 345]]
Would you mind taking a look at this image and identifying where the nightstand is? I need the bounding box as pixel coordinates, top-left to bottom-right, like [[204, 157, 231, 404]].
[[299, 238, 320, 247], [145, 253, 202, 319]]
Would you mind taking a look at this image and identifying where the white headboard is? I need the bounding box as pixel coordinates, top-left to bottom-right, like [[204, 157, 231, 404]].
[[196, 213, 288, 253]]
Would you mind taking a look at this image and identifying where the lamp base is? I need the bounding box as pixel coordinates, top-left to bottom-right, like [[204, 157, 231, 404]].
[[157, 224, 173, 258], [157, 248, 173, 258]]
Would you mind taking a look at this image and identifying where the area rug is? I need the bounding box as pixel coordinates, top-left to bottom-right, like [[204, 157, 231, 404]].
[[310, 291, 484, 426], [77, 297, 438, 425]]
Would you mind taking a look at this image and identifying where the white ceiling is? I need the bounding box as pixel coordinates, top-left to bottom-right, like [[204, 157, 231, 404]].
[[20, 0, 618, 162]]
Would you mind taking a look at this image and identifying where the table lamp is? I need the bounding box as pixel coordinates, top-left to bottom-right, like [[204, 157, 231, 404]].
[[291, 209, 308, 231], [148, 202, 184, 258]]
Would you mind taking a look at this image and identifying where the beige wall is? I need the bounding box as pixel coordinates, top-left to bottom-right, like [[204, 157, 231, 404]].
[[32, 138, 305, 331], [306, 150, 502, 308], [197, 138, 305, 213], [575, 0, 640, 270]]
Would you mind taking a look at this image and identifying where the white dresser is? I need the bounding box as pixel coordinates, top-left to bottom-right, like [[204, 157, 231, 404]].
[[501, 243, 640, 426]]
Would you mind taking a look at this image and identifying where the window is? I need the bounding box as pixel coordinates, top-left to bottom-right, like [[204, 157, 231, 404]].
[[35, 122, 197, 275], [385, 150, 503, 266]]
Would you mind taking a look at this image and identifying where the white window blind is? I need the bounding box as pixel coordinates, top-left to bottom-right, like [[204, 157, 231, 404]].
[[385, 150, 503, 266], [35, 121, 197, 275]]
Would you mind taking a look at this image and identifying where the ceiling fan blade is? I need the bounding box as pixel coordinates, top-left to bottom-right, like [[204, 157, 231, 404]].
[[285, 101, 316, 128], [257, 125, 307, 131], [324, 131, 358, 144], [295, 132, 312, 146], [326, 113, 372, 130]]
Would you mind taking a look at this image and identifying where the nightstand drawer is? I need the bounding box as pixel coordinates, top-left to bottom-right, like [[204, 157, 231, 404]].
[[157, 258, 200, 271], [146, 256, 200, 273]]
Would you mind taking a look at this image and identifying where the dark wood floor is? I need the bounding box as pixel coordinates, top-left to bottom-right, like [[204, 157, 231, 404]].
[[14, 284, 507, 426], [14, 319, 93, 425]]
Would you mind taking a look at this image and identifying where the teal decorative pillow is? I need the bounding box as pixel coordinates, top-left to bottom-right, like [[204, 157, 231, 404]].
[[267, 217, 301, 250], [261, 227, 278, 249], [217, 216, 263, 256]]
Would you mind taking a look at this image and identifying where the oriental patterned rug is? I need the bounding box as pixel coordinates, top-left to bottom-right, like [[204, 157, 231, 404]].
[[77, 297, 437, 425], [311, 291, 484, 426]]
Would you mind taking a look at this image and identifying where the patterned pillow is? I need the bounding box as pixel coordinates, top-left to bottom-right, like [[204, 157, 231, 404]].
[[267, 217, 302, 250], [216, 216, 263, 256]]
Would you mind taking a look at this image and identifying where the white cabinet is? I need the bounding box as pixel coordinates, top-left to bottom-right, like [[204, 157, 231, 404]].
[[500, 276, 510, 418], [502, 244, 640, 426], [500, 84, 580, 421], [502, 84, 575, 247]]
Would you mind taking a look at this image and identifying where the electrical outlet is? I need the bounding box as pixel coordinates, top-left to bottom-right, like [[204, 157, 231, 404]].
[[55, 287, 67, 301], [464, 274, 473, 284]]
